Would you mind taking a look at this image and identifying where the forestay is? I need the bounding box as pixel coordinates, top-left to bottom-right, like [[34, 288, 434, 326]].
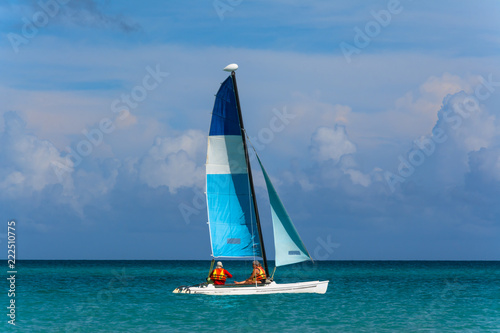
[[206, 76, 262, 258], [256, 155, 312, 267]]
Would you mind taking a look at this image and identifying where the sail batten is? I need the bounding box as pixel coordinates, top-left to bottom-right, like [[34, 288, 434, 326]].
[[206, 76, 262, 258], [256, 155, 312, 267]]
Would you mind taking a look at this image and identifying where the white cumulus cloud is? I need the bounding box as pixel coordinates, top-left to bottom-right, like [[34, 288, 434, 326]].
[[0, 112, 74, 199], [138, 130, 206, 193], [309, 125, 356, 164]]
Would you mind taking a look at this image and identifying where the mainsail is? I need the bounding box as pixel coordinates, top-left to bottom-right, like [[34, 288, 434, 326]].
[[206, 76, 262, 258], [256, 155, 312, 267]]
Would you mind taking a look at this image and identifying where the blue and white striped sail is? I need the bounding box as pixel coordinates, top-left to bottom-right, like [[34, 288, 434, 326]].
[[256, 155, 312, 267], [206, 76, 262, 258]]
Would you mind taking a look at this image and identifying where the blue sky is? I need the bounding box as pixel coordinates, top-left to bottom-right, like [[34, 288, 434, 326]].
[[1, 0, 499, 260]]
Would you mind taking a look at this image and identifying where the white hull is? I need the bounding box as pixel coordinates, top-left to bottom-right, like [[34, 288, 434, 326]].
[[173, 280, 329, 295]]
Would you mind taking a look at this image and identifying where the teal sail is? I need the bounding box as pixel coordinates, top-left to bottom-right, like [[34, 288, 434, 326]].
[[206, 76, 262, 258], [256, 155, 312, 267]]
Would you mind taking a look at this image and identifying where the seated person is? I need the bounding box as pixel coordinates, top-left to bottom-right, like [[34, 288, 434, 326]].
[[209, 261, 232, 285], [234, 261, 266, 284]]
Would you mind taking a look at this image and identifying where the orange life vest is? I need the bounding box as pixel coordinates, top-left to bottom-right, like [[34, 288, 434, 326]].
[[211, 268, 227, 281], [253, 266, 266, 282]]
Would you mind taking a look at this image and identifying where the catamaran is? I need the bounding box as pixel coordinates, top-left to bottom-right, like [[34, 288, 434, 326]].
[[173, 64, 329, 295]]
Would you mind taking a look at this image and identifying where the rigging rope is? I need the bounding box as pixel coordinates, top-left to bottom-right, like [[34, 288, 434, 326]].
[[245, 132, 275, 283]]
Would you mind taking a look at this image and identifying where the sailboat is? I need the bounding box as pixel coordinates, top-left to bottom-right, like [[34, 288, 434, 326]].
[[173, 64, 329, 295]]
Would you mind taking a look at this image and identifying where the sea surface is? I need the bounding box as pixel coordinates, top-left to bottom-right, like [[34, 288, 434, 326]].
[[4, 260, 500, 332]]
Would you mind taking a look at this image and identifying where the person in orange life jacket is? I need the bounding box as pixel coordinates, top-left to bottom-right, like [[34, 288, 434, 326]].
[[209, 261, 232, 285], [234, 260, 266, 284]]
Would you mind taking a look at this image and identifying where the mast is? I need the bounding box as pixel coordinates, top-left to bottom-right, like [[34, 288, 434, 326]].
[[230, 70, 270, 277]]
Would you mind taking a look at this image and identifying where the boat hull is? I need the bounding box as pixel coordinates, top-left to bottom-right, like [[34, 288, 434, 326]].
[[173, 280, 329, 295]]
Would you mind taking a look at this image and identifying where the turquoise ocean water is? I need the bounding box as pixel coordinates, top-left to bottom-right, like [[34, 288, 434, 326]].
[[4, 260, 500, 332]]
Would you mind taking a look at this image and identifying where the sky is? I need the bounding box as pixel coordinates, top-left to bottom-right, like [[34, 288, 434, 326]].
[[1, 0, 499, 260]]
